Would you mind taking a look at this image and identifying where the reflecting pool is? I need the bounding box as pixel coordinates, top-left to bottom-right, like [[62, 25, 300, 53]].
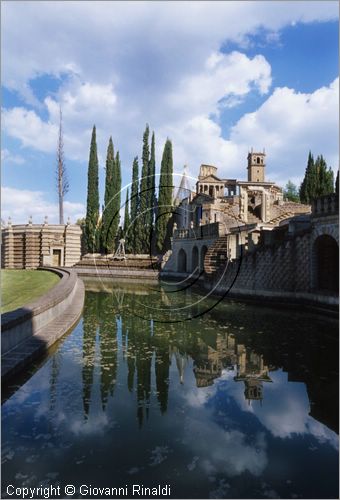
[[2, 281, 339, 499]]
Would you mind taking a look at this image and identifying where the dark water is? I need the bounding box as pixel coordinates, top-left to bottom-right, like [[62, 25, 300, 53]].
[[2, 281, 339, 499]]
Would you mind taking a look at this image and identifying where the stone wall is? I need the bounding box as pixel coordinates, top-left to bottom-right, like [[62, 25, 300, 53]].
[[162, 194, 339, 308], [214, 230, 311, 294], [2, 267, 85, 381], [1, 220, 82, 269]]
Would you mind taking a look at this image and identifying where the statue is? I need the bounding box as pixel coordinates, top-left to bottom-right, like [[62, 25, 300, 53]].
[[113, 239, 126, 260]]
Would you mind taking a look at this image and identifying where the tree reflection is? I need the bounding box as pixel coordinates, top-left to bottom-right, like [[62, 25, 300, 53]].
[[80, 288, 338, 433], [82, 291, 99, 419], [98, 294, 118, 410]]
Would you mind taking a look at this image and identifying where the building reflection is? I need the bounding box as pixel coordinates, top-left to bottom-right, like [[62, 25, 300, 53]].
[[192, 333, 237, 388], [234, 345, 272, 404], [77, 289, 338, 434]]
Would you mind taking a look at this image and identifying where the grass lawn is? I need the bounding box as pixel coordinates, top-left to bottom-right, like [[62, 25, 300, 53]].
[[1, 270, 60, 314]]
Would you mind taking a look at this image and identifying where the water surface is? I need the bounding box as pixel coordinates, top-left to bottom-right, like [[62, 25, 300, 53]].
[[2, 281, 339, 499]]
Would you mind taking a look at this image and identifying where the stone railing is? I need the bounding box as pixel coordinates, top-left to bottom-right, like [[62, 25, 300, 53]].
[[173, 222, 223, 240], [2, 267, 84, 357], [312, 194, 338, 217]]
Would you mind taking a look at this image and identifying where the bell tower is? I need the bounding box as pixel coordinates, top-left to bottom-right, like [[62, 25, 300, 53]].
[[247, 149, 266, 182]]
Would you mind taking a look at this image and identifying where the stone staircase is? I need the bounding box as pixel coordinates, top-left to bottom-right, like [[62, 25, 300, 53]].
[[204, 236, 229, 276], [268, 205, 295, 225], [247, 211, 262, 224]]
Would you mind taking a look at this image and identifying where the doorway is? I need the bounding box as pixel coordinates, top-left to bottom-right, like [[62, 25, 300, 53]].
[[52, 249, 62, 267]]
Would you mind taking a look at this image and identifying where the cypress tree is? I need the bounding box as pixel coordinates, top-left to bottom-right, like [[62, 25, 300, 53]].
[[300, 151, 314, 203], [85, 125, 100, 253], [130, 156, 143, 254], [130, 157, 139, 226], [113, 150, 122, 247], [300, 151, 334, 202], [101, 137, 115, 252], [327, 167, 335, 194], [155, 139, 174, 253], [147, 131, 156, 231], [123, 189, 131, 252], [139, 124, 150, 252]]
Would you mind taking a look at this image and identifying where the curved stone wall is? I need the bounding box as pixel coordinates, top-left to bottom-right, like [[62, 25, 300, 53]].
[[2, 267, 85, 380]]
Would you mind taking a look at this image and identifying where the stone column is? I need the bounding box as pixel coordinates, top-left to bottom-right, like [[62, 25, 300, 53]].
[[240, 187, 248, 223], [25, 217, 41, 269], [261, 191, 266, 222], [266, 193, 271, 222], [65, 222, 82, 267], [41, 217, 51, 266]]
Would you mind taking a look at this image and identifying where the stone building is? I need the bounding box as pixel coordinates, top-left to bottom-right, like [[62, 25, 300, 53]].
[[161, 150, 339, 306], [1, 217, 82, 269], [175, 149, 306, 232]]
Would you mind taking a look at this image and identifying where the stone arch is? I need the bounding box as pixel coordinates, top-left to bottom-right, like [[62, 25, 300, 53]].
[[177, 248, 187, 273], [313, 234, 339, 293], [313, 225, 339, 244], [192, 246, 199, 273], [200, 245, 208, 271]]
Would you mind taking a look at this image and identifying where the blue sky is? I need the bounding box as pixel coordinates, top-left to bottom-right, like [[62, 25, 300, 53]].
[[1, 1, 338, 223]]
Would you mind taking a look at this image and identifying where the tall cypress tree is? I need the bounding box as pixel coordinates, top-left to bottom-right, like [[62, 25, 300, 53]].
[[112, 150, 122, 248], [300, 151, 314, 203], [155, 139, 174, 253], [130, 156, 143, 254], [147, 131, 156, 233], [101, 137, 115, 252], [85, 125, 100, 253], [123, 189, 131, 252], [139, 124, 150, 252]]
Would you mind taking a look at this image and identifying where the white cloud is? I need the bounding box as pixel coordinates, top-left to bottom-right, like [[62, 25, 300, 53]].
[[1, 1, 338, 189], [159, 77, 339, 186], [2, 78, 118, 161], [168, 51, 272, 118], [45, 78, 117, 129], [5, 75, 337, 186], [1, 1, 337, 99], [2, 107, 58, 153], [226, 369, 339, 449], [1, 148, 25, 165], [230, 77, 339, 183], [1, 186, 85, 224]]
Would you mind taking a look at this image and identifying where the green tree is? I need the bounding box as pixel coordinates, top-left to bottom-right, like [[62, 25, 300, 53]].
[[101, 137, 115, 252], [155, 139, 174, 253], [113, 150, 122, 243], [139, 124, 150, 252], [283, 180, 300, 202], [130, 156, 143, 254], [101, 140, 122, 253], [147, 131, 156, 237], [299, 151, 314, 203], [85, 125, 100, 253], [123, 189, 131, 252], [300, 151, 334, 203]]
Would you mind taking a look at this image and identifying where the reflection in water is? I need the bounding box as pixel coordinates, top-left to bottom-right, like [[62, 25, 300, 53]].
[[234, 346, 272, 404], [2, 282, 339, 499]]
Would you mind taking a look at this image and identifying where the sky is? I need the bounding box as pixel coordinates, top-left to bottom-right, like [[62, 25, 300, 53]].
[[1, 1, 339, 224]]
